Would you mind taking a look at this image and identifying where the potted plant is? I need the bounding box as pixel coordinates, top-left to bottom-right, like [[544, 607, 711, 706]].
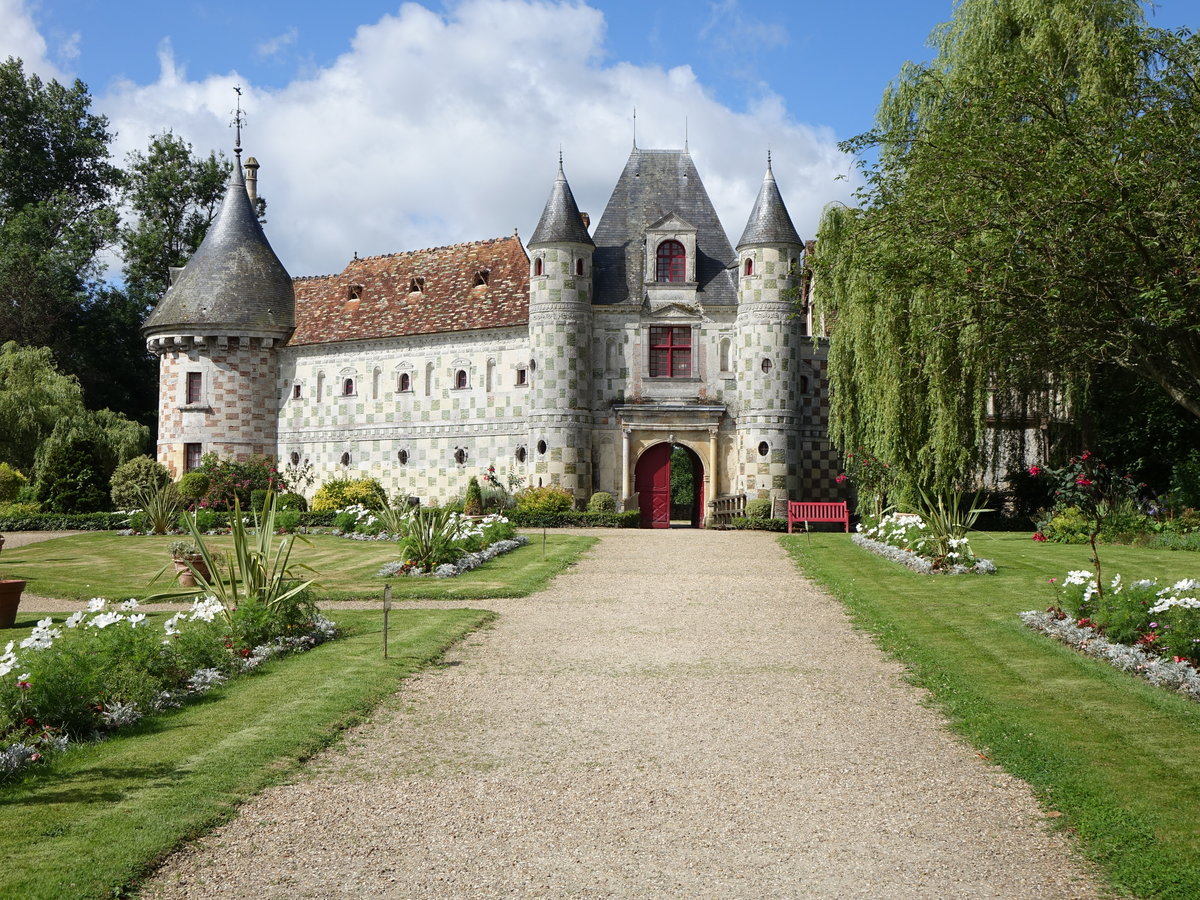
[[0, 533, 26, 628], [169, 539, 211, 588]]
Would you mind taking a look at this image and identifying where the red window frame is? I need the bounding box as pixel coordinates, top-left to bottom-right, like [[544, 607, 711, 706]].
[[656, 240, 686, 283], [185, 371, 202, 405], [649, 325, 692, 377]]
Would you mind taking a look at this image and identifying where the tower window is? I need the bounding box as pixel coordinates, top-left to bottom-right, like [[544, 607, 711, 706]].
[[758, 441, 770, 457], [293, 383, 302, 400], [800, 375, 810, 394], [576, 258, 584, 276], [454, 369, 468, 390], [516, 446, 527, 463], [185, 371, 202, 405], [537, 440, 547, 455], [342, 377, 355, 396], [515, 367, 527, 386], [649, 325, 692, 377], [744, 258, 754, 277], [398, 449, 409, 465], [454, 447, 467, 465], [533, 257, 544, 277], [761, 358, 773, 374], [398, 372, 412, 392], [185, 443, 203, 472], [655, 240, 686, 283], [290, 451, 300, 465], [340, 451, 351, 466]]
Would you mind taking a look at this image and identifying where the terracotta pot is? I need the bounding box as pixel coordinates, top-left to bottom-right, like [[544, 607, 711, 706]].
[[0, 579, 25, 629], [173, 556, 210, 588]]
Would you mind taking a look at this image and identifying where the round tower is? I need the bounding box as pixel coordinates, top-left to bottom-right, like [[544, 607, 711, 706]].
[[734, 155, 806, 503], [142, 152, 294, 477], [526, 157, 595, 502]]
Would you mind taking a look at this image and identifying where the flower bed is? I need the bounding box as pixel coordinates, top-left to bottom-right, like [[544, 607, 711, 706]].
[[379, 536, 529, 578], [0, 596, 337, 780], [854, 512, 996, 574]]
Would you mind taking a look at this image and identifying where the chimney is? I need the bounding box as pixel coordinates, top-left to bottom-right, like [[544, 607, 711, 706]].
[[244, 156, 260, 202]]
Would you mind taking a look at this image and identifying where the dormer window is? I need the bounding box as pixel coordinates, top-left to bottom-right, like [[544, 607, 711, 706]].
[[474, 269, 490, 287], [656, 240, 686, 283], [409, 276, 425, 293], [348, 284, 363, 300]]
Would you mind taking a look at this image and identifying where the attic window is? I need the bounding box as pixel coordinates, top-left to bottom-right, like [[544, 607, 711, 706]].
[[409, 276, 425, 293], [474, 269, 490, 287], [656, 240, 686, 283], [348, 284, 363, 300]]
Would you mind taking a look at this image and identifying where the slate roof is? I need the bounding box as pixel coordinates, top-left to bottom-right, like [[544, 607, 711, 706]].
[[737, 159, 803, 249], [592, 149, 737, 306], [288, 235, 529, 346], [528, 161, 594, 247], [143, 159, 294, 337]]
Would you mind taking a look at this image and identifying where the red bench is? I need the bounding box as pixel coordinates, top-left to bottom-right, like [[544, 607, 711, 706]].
[[787, 501, 850, 534]]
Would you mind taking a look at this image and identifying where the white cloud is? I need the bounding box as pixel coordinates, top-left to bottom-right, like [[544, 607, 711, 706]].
[[0, 0, 65, 79], [95, 0, 858, 277], [257, 27, 299, 60]]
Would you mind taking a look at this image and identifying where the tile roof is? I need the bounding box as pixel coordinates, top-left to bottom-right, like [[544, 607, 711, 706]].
[[592, 149, 738, 307], [289, 235, 529, 346], [737, 160, 803, 249]]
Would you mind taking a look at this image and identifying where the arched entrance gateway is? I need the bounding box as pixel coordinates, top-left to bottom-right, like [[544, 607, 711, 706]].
[[634, 442, 705, 528]]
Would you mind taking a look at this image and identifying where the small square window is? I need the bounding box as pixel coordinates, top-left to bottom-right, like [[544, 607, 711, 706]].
[[515, 367, 527, 386], [185, 371, 202, 405], [184, 443, 202, 472]]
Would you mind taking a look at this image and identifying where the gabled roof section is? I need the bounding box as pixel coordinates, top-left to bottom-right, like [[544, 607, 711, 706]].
[[143, 160, 295, 337], [737, 158, 803, 249], [288, 235, 529, 346], [528, 160, 594, 247], [592, 149, 737, 306]]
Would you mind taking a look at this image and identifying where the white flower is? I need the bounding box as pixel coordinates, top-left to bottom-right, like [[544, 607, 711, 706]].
[[188, 595, 224, 623], [87, 611, 123, 629], [86, 598, 107, 612], [127, 613, 147, 628], [1111, 573, 1123, 593], [163, 613, 184, 636], [64, 611, 85, 629], [1064, 570, 1094, 586], [119, 598, 140, 611]]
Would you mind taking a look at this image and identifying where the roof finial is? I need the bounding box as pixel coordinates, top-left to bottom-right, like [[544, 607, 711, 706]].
[[685, 116, 689, 152], [632, 107, 637, 150], [767, 147, 772, 171], [231, 85, 245, 159], [558, 145, 564, 174]]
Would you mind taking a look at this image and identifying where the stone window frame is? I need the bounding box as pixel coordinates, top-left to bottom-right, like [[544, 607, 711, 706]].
[[449, 358, 472, 391], [184, 442, 203, 472], [533, 256, 544, 277], [185, 371, 203, 406], [292, 381, 303, 400], [655, 239, 687, 283], [648, 324, 693, 378], [454, 447, 468, 465], [514, 365, 528, 387]]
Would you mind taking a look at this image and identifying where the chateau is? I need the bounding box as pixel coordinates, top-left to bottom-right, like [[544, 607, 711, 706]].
[[142, 145, 840, 527]]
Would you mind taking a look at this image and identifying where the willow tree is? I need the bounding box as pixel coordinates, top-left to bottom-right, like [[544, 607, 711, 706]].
[[812, 0, 1200, 497]]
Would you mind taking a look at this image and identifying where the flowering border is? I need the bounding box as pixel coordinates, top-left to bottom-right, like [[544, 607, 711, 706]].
[[378, 535, 529, 578], [851, 534, 996, 575], [1019, 609, 1200, 702]]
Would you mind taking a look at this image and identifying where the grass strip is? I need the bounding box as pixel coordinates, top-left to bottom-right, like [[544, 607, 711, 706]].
[[785, 532, 1200, 900], [4, 531, 596, 602], [0, 608, 493, 900]]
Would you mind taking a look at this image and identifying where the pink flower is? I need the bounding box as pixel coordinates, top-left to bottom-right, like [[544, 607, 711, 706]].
[[1076, 477, 1093, 487], [1082, 451, 1092, 461], [1032, 532, 1047, 542], [1048, 577, 1057, 583], [835, 474, 847, 484], [1028, 465, 1042, 476]]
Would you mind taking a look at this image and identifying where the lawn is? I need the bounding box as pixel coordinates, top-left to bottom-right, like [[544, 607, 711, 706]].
[[1, 530, 596, 602], [0, 608, 493, 900], [785, 531, 1200, 900]]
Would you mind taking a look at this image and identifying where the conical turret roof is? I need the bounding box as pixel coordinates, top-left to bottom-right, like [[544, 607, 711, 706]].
[[737, 158, 802, 250], [143, 157, 294, 337], [528, 159, 594, 247]]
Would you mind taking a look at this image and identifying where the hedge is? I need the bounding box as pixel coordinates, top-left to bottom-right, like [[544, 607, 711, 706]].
[[725, 516, 789, 532], [0, 511, 130, 531], [508, 509, 640, 528]]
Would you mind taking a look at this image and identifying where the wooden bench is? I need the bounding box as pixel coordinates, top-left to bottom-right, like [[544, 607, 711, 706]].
[[787, 501, 850, 533]]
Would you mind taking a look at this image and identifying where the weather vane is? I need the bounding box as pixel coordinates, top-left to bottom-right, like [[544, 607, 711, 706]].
[[231, 85, 245, 157]]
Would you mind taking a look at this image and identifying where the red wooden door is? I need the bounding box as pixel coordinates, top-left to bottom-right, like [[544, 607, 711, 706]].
[[635, 443, 672, 528]]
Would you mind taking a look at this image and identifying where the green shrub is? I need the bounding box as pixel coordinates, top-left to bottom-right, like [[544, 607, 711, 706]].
[[728, 516, 788, 532], [250, 489, 269, 512], [0, 501, 40, 517], [1170, 449, 1200, 510], [514, 485, 575, 516], [128, 510, 151, 533], [507, 508, 640, 528], [1040, 506, 1092, 543], [183, 508, 223, 532], [109, 455, 172, 510], [136, 482, 184, 535], [464, 477, 484, 516], [745, 498, 773, 519], [333, 511, 359, 533], [0, 511, 127, 531], [34, 431, 113, 513], [192, 453, 280, 510], [278, 492, 308, 512], [311, 477, 387, 512], [177, 471, 210, 503], [0, 462, 27, 503], [587, 491, 616, 513], [275, 509, 302, 533]]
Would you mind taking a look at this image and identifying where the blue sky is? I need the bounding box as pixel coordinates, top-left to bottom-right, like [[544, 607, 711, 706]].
[[2, 0, 1194, 276]]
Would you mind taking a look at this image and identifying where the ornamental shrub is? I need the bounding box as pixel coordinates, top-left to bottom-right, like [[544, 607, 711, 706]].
[[0, 463, 27, 503], [177, 471, 210, 503], [34, 429, 113, 513], [514, 485, 575, 515], [745, 498, 772, 519], [587, 491, 616, 513], [109, 455, 172, 510], [311, 477, 387, 511], [193, 453, 281, 510], [278, 492, 308, 512], [464, 476, 484, 516]]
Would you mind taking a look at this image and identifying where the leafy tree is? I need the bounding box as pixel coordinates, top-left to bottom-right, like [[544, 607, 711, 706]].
[[0, 341, 87, 472], [119, 132, 229, 310], [0, 57, 121, 355], [812, 1, 1200, 495]]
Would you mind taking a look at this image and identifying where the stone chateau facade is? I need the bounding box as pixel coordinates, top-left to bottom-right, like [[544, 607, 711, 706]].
[[143, 145, 840, 527]]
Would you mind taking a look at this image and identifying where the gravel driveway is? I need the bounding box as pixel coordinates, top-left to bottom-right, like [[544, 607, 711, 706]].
[[142, 529, 1102, 899]]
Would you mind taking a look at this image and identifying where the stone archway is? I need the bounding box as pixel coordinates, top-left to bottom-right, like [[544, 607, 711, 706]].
[[634, 441, 705, 528]]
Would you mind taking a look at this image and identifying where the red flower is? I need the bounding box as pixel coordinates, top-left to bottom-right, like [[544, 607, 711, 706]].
[[1076, 478, 1093, 487], [1028, 465, 1042, 476], [1032, 532, 1047, 542], [1082, 451, 1092, 460], [835, 474, 847, 484]]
